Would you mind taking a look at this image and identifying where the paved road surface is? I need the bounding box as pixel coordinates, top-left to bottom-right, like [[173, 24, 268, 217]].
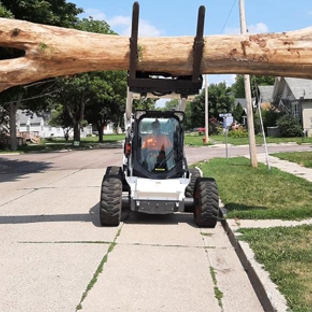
[[0, 144, 311, 311]]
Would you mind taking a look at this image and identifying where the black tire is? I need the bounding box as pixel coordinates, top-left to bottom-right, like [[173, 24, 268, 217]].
[[193, 177, 219, 228], [100, 166, 123, 226], [185, 168, 202, 198], [184, 168, 201, 213]]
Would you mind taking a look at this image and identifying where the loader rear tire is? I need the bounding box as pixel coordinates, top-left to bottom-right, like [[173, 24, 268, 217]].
[[100, 166, 123, 226], [185, 168, 201, 198], [193, 177, 219, 228], [185, 168, 201, 212]]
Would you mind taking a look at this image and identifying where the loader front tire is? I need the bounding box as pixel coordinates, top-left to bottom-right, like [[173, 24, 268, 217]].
[[100, 166, 123, 226], [193, 177, 219, 228]]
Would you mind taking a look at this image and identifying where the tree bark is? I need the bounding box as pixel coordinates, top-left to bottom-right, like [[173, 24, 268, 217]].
[[9, 102, 17, 150], [73, 122, 80, 142], [1, 18, 312, 92]]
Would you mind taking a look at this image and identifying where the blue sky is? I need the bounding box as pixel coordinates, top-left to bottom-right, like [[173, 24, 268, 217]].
[[70, 0, 312, 104]]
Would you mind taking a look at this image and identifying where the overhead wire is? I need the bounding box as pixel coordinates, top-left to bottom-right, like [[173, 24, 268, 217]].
[[209, 0, 238, 85]]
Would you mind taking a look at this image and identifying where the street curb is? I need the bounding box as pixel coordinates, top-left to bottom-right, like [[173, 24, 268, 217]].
[[221, 218, 280, 312]]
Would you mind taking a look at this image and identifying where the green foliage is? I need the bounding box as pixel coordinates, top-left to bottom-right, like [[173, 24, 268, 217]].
[[78, 17, 115, 34], [190, 82, 234, 128], [232, 74, 275, 98], [232, 75, 245, 98], [227, 127, 248, 138], [162, 99, 178, 111], [262, 107, 282, 127], [133, 98, 157, 111], [1, 0, 83, 27], [232, 102, 244, 123], [0, 2, 13, 18], [277, 114, 303, 137], [254, 107, 284, 135]]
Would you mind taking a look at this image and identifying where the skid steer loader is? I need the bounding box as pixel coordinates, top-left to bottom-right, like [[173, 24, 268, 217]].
[[99, 2, 220, 228]]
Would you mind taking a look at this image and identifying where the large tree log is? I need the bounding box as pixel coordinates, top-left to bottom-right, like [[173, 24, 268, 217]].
[[1, 17, 312, 92]]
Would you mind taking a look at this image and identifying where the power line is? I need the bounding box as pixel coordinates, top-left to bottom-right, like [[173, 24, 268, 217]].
[[219, 0, 238, 34]]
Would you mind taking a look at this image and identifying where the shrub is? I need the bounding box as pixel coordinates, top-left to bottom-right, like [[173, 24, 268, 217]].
[[276, 115, 303, 137], [227, 127, 249, 138]]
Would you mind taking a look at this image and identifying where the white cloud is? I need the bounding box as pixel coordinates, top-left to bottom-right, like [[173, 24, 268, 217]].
[[225, 22, 269, 34], [81, 9, 162, 37], [108, 15, 162, 37], [224, 27, 240, 35], [83, 8, 107, 21], [247, 22, 269, 33]]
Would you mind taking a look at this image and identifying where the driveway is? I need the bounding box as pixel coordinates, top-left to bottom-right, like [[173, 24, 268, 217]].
[[0, 144, 310, 311]]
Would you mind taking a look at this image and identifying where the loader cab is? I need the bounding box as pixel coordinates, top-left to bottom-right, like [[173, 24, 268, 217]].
[[132, 110, 186, 179]]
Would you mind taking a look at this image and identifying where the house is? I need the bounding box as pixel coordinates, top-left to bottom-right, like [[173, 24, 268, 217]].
[[16, 110, 92, 140], [271, 77, 312, 136], [234, 97, 256, 125], [258, 85, 274, 107]]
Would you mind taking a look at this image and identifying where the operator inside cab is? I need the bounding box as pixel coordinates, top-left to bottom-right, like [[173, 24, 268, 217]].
[[142, 119, 172, 150], [141, 119, 173, 172]]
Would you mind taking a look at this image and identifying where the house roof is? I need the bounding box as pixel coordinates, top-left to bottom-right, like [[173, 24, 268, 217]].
[[258, 85, 274, 102], [285, 77, 312, 99], [234, 98, 256, 111]]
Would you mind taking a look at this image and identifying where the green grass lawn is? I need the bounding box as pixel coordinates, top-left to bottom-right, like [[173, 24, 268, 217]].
[[238, 225, 312, 312], [184, 133, 312, 146], [0, 134, 126, 154], [196, 157, 312, 220], [273, 151, 312, 168]]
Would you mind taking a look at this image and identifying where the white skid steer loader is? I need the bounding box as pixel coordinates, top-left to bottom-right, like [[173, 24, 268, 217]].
[[99, 2, 220, 228]]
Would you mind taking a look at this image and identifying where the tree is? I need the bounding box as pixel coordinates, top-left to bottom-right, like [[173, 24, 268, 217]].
[[232, 75, 246, 98], [233, 102, 244, 123], [84, 70, 127, 142], [190, 82, 234, 129], [232, 74, 275, 98], [276, 115, 303, 137], [162, 99, 178, 111], [0, 0, 83, 150], [49, 104, 72, 140], [1, 0, 83, 27]]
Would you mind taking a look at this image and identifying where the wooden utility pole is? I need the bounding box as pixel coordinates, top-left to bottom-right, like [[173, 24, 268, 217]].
[[239, 0, 258, 167]]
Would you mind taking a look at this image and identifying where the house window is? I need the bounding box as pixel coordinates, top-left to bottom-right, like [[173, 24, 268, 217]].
[[292, 103, 299, 117]]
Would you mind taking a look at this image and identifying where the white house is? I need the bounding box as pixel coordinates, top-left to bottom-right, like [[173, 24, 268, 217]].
[[16, 110, 92, 139]]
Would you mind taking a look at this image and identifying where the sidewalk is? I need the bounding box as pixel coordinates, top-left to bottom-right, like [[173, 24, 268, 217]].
[[225, 153, 312, 312]]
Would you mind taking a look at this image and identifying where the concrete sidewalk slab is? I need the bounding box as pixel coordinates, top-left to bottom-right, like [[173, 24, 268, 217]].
[[0, 177, 119, 242], [201, 225, 264, 312], [118, 212, 203, 246], [0, 242, 109, 312], [80, 243, 221, 312]]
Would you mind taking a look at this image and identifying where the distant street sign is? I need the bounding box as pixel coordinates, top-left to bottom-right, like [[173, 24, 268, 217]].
[[219, 113, 232, 117]]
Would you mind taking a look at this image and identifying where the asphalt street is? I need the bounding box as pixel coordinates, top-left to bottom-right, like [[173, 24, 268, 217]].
[[0, 143, 311, 312]]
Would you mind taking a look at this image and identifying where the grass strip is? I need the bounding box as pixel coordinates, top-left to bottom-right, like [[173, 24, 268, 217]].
[[197, 157, 312, 220], [273, 151, 312, 168], [209, 266, 224, 310], [238, 225, 312, 312]]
